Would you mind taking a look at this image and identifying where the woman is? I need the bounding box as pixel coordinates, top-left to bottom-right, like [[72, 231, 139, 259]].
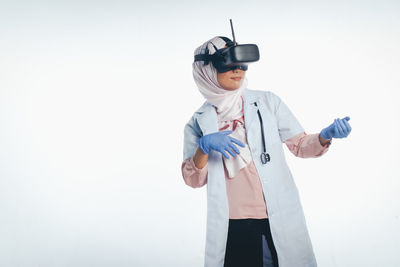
[[181, 36, 352, 267]]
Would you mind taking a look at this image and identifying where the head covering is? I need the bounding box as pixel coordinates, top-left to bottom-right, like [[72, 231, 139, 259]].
[[192, 36, 248, 122], [192, 37, 252, 178]]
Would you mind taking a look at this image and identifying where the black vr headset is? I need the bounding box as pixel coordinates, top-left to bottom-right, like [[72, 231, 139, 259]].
[[194, 19, 260, 73]]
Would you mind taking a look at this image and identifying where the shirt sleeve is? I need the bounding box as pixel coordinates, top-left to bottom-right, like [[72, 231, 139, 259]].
[[181, 157, 208, 188], [285, 132, 331, 158]]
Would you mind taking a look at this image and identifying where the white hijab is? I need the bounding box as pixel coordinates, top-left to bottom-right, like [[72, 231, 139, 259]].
[[192, 36, 248, 121], [192, 37, 252, 178]]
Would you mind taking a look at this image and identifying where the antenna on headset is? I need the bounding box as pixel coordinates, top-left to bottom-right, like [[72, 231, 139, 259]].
[[229, 19, 237, 45]]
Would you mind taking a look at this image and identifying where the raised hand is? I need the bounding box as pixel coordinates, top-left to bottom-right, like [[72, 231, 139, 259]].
[[320, 116, 352, 140]]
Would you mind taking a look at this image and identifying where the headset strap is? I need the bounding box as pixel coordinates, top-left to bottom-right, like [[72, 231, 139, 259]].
[[194, 53, 213, 62], [193, 36, 234, 63]]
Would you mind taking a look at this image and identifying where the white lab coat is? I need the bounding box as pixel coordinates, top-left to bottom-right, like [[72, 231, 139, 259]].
[[183, 89, 318, 267]]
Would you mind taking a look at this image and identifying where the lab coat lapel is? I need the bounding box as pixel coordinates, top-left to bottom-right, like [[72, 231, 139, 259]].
[[243, 89, 259, 131], [196, 102, 218, 135]]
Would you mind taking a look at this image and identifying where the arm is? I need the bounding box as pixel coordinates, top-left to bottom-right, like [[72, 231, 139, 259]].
[[285, 132, 331, 158], [268, 91, 332, 157], [319, 134, 332, 146], [182, 117, 209, 188], [182, 132, 242, 187], [182, 116, 244, 188], [181, 152, 208, 188], [193, 146, 208, 169]]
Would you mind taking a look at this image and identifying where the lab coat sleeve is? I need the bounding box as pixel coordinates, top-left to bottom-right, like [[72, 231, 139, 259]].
[[181, 157, 208, 188], [183, 116, 202, 160], [268, 92, 305, 143], [285, 132, 331, 158]]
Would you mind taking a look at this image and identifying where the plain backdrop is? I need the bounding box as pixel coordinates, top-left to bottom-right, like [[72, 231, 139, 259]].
[[1, 0, 399, 266]]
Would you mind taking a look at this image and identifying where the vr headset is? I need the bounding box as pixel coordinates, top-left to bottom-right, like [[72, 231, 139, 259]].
[[194, 19, 260, 73]]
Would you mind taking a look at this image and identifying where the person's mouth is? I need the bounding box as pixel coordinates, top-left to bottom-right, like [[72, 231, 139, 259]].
[[231, 77, 242, 81]]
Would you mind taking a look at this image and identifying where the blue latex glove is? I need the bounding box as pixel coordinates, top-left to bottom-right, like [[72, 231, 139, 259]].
[[198, 130, 245, 159], [320, 116, 352, 140]]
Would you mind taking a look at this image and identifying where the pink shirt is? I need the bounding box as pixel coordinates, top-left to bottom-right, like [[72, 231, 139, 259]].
[[181, 132, 331, 219]]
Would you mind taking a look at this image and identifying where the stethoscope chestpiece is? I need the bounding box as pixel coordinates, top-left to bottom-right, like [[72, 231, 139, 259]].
[[260, 152, 271, 164]]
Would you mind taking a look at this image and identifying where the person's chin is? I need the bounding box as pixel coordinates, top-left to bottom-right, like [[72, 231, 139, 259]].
[[222, 81, 242, 91], [231, 81, 242, 89]]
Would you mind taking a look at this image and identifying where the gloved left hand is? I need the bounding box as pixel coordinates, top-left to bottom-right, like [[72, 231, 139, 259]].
[[320, 116, 352, 140]]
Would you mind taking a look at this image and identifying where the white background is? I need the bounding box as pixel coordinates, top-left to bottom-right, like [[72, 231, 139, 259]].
[[1, 0, 399, 266]]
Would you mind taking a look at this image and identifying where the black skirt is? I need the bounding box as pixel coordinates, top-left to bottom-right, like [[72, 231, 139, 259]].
[[224, 218, 279, 267]]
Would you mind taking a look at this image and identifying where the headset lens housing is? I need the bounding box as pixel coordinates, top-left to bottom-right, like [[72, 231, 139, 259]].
[[211, 44, 259, 73]]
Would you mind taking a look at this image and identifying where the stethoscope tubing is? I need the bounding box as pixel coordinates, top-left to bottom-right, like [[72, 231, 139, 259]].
[[254, 102, 271, 164]]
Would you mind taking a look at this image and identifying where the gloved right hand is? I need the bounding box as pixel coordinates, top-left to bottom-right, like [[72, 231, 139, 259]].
[[198, 130, 245, 159], [320, 116, 352, 140]]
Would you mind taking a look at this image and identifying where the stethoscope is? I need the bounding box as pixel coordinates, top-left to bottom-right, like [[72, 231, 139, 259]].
[[254, 102, 271, 165]]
